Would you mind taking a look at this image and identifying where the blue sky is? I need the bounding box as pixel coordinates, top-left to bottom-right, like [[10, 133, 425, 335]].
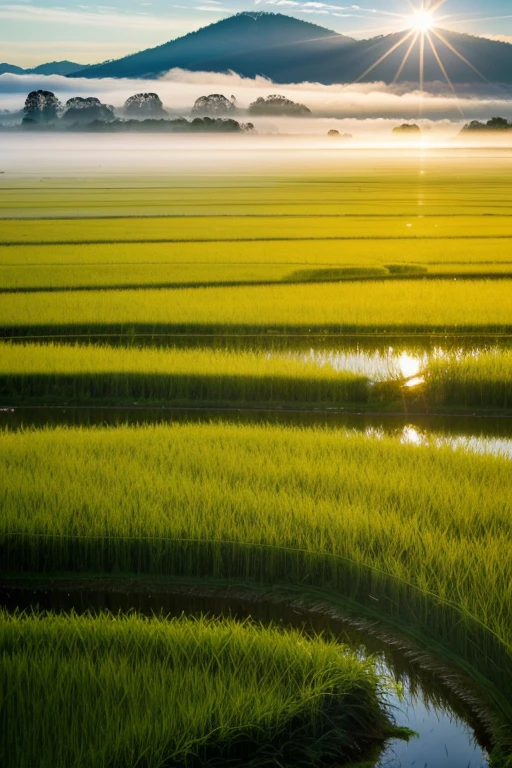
[[2, 0, 512, 67]]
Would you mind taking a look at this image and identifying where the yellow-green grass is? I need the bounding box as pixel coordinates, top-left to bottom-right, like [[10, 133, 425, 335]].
[[2, 240, 512, 267], [425, 349, 512, 408], [2, 172, 512, 218], [2, 239, 512, 292], [1, 280, 511, 335], [1, 216, 512, 245], [1, 422, 511, 716], [1, 611, 396, 768], [0, 342, 370, 405]]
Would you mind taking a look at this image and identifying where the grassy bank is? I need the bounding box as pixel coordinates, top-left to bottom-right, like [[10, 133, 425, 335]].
[[0, 342, 370, 405], [1, 280, 511, 336], [0, 610, 397, 768], [1, 422, 511, 713]]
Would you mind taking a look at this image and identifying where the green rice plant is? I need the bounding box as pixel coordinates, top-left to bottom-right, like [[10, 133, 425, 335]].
[[3, 239, 512, 270], [0, 610, 397, 768], [0, 342, 370, 405], [425, 349, 512, 408], [1, 215, 512, 247], [1, 280, 511, 336], [384, 264, 428, 275], [286, 267, 390, 281], [1, 422, 511, 715]]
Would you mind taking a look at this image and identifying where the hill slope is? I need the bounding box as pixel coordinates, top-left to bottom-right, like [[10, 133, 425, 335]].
[[70, 13, 356, 80], [70, 12, 512, 85]]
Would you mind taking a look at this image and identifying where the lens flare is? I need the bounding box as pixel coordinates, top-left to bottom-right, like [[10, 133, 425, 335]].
[[410, 9, 435, 31]]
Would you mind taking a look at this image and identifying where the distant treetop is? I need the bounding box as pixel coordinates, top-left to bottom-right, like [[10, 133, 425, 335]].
[[248, 94, 311, 116], [124, 93, 166, 117], [462, 117, 512, 132], [392, 123, 420, 134], [192, 94, 237, 115]]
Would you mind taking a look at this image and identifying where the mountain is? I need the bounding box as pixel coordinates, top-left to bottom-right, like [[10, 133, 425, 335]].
[[29, 61, 87, 76], [0, 61, 87, 77], [69, 13, 356, 80], [0, 63, 25, 75], [69, 12, 512, 86]]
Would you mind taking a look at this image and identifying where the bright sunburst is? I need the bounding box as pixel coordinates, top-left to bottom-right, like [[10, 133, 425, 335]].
[[409, 8, 436, 32]]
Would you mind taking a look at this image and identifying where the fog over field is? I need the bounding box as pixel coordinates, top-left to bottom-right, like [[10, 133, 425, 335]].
[[1, 67, 512, 125]]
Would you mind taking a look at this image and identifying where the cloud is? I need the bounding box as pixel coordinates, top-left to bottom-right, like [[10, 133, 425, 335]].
[[1, 69, 512, 125], [0, 3, 201, 32]]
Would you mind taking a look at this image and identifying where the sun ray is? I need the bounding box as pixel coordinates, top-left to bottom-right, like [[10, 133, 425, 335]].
[[425, 31, 465, 114], [431, 28, 490, 83], [419, 30, 425, 93], [354, 29, 414, 83], [393, 31, 419, 83]]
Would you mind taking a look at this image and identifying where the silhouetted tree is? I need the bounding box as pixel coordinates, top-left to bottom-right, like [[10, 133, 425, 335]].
[[61, 97, 115, 123], [22, 90, 61, 124], [461, 117, 512, 132], [124, 93, 166, 117], [191, 94, 236, 115], [248, 95, 311, 116]]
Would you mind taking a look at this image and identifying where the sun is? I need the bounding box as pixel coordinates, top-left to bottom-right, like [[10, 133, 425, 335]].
[[409, 8, 436, 32]]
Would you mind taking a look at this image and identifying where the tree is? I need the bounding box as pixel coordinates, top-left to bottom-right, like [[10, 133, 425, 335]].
[[461, 117, 512, 133], [61, 97, 115, 123], [486, 116, 512, 131], [191, 94, 236, 116], [392, 123, 420, 134], [22, 90, 61, 124], [124, 93, 166, 118], [248, 95, 311, 116]]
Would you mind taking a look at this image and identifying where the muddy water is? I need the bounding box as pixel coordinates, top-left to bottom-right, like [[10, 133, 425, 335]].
[[0, 584, 490, 768]]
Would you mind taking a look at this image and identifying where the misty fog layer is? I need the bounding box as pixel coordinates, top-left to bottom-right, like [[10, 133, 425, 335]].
[[1, 134, 512, 178], [1, 68, 512, 126]]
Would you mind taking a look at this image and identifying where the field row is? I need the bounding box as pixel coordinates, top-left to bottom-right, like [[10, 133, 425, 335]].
[[1, 280, 511, 334], [2, 611, 395, 768], [1, 343, 511, 410], [2, 216, 512, 244], [2, 172, 512, 218]]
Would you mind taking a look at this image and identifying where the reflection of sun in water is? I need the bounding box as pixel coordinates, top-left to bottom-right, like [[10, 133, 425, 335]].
[[410, 9, 435, 32], [398, 352, 421, 379]]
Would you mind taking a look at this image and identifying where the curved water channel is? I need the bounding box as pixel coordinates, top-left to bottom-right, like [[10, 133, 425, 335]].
[[0, 584, 491, 768]]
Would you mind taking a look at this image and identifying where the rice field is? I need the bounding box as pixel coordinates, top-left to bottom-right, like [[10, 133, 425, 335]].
[[2, 158, 512, 766], [0, 342, 370, 405], [1, 422, 511, 691], [1, 279, 512, 337], [1, 610, 397, 768], [425, 349, 512, 409]]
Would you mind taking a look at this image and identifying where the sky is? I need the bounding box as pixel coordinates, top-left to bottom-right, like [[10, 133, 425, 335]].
[[1, 0, 512, 68]]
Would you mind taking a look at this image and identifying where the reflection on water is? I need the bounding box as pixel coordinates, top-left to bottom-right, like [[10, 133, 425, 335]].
[[284, 346, 428, 381], [0, 585, 490, 768], [398, 424, 512, 459], [285, 344, 492, 383], [379, 687, 488, 768]]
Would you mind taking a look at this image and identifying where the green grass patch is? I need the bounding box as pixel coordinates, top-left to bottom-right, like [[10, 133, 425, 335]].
[[1, 280, 511, 336], [1, 422, 511, 712], [287, 267, 390, 281], [0, 342, 370, 405], [0, 610, 398, 768], [425, 349, 512, 409]]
